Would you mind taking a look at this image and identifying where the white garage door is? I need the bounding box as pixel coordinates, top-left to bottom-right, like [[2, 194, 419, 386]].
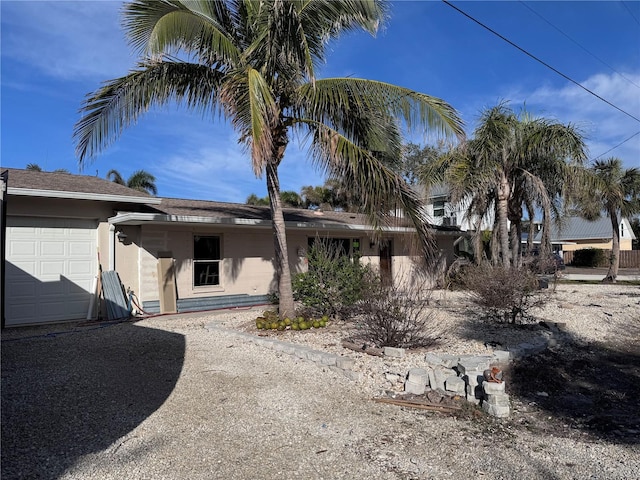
[[5, 217, 97, 326]]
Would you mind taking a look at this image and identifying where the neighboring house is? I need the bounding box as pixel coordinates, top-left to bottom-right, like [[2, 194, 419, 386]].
[[532, 216, 636, 253], [2, 168, 463, 327], [421, 183, 494, 232]]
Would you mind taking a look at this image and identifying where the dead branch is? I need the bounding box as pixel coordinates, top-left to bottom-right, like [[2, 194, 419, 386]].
[[373, 397, 462, 413]]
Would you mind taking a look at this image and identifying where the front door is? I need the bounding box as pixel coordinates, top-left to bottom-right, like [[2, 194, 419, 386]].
[[379, 241, 392, 285]]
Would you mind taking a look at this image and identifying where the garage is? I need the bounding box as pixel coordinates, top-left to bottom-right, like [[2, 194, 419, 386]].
[[5, 217, 97, 326]]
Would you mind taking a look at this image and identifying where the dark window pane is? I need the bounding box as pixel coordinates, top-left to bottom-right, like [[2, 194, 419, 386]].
[[194, 262, 219, 286], [194, 236, 220, 260]]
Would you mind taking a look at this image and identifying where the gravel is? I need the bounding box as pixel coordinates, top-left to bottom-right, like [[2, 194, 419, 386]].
[[2, 283, 639, 479]]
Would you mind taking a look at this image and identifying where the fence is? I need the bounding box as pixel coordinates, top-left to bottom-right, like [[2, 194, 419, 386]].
[[563, 250, 640, 268]]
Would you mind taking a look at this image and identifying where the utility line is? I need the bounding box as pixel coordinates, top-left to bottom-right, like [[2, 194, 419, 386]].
[[621, 0, 640, 26], [592, 130, 640, 160], [520, 1, 640, 90], [442, 0, 640, 124]]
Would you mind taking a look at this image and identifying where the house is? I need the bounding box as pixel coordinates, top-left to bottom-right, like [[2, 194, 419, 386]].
[[2, 168, 463, 327], [421, 183, 494, 232], [532, 216, 636, 254]]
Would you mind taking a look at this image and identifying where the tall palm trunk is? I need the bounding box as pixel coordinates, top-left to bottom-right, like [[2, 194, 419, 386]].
[[266, 161, 296, 319], [604, 210, 620, 283], [473, 217, 483, 265], [496, 170, 511, 267], [508, 202, 523, 268], [539, 204, 552, 259]]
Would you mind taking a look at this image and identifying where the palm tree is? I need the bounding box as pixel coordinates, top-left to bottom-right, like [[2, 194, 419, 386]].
[[422, 104, 586, 267], [579, 158, 640, 282], [26, 163, 43, 171], [279, 191, 303, 208], [74, 0, 463, 319], [246, 193, 269, 206], [107, 169, 157, 195]]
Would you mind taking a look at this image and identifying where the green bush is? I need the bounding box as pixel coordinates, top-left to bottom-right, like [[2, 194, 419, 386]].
[[292, 239, 376, 317], [462, 263, 548, 324], [571, 248, 609, 267]]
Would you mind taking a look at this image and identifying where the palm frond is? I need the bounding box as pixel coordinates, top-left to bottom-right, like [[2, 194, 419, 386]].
[[123, 0, 241, 67], [305, 122, 436, 261], [296, 78, 464, 142], [74, 61, 225, 162]]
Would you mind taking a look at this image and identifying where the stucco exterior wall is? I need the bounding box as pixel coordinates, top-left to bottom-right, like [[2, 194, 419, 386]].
[[561, 238, 633, 252]]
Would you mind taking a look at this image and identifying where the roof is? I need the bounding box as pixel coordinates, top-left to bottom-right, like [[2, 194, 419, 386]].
[[533, 216, 636, 242], [111, 197, 464, 235], [2, 168, 463, 234], [3, 168, 160, 204]]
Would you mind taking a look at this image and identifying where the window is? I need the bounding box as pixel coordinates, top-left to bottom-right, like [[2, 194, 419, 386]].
[[307, 237, 359, 258], [433, 200, 446, 218], [193, 235, 221, 287]]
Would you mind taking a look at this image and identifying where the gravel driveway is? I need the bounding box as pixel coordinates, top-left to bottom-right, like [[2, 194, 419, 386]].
[[2, 295, 639, 479]]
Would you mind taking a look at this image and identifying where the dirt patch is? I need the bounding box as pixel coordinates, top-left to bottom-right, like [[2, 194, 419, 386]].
[[509, 340, 640, 444]]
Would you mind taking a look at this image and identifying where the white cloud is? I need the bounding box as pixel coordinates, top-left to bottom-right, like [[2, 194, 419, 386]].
[[469, 71, 640, 168], [1, 1, 133, 81]]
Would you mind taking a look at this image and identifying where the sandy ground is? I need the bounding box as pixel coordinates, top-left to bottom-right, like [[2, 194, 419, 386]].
[[2, 283, 639, 479]]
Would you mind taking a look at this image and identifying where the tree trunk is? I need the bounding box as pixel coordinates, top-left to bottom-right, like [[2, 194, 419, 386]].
[[266, 162, 296, 319], [604, 211, 620, 283], [526, 201, 535, 255], [473, 217, 483, 265], [496, 171, 511, 267], [508, 201, 522, 268], [539, 205, 552, 259]]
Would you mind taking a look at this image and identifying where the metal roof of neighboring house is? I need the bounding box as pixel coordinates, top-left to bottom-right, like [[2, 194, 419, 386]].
[[3, 168, 160, 204], [428, 183, 450, 199], [533, 216, 636, 242]]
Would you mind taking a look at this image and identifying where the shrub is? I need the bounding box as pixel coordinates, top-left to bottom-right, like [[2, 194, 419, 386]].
[[571, 248, 608, 267], [350, 277, 438, 348], [462, 263, 548, 324], [292, 239, 376, 317]]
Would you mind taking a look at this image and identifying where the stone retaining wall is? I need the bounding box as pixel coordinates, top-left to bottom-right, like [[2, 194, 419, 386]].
[[206, 321, 567, 418]]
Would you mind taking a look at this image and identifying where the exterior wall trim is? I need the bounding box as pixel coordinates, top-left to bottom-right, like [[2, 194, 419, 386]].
[[8, 187, 161, 205]]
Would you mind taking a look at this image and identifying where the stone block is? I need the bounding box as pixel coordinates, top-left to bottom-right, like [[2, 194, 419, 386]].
[[308, 351, 324, 363], [483, 381, 506, 395], [423, 353, 444, 366], [445, 376, 466, 394], [431, 368, 450, 391], [485, 393, 510, 407], [440, 354, 459, 368], [492, 350, 510, 364], [464, 373, 484, 400], [385, 373, 401, 383], [407, 368, 429, 386], [482, 402, 510, 418], [282, 344, 296, 355], [294, 347, 311, 359], [320, 353, 338, 366], [404, 379, 426, 395], [343, 370, 361, 382], [384, 346, 405, 358], [336, 356, 356, 370]]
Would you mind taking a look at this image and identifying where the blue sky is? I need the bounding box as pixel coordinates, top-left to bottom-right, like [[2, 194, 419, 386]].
[[2, 1, 639, 202]]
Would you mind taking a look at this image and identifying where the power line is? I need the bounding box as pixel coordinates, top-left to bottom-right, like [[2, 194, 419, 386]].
[[621, 0, 640, 26], [442, 0, 640, 124], [593, 130, 640, 160], [520, 1, 640, 90]]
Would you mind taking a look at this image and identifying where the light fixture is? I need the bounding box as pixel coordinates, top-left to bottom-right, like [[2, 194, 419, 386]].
[[116, 231, 128, 242]]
